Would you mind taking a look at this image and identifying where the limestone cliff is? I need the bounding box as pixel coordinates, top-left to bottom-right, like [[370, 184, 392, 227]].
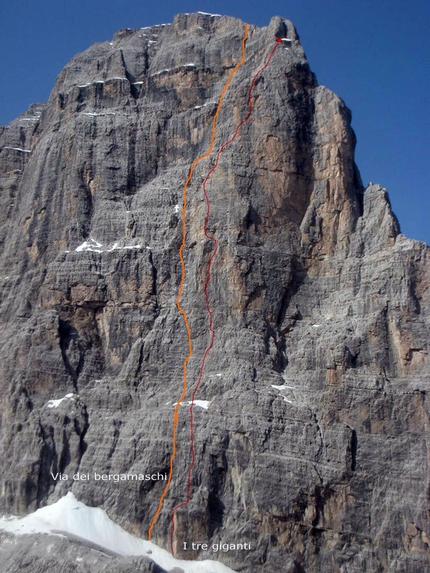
[[0, 13, 429, 573]]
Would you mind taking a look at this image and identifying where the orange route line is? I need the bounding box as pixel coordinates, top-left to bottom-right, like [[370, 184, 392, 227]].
[[169, 37, 282, 555], [147, 22, 249, 541]]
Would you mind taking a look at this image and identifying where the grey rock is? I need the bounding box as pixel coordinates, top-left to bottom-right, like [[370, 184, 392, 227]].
[[0, 531, 166, 572], [0, 11, 429, 573]]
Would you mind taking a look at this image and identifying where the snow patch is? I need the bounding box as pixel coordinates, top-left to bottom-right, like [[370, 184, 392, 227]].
[[194, 400, 210, 410], [3, 147, 31, 153], [272, 384, 295, 391], [174, 204, 180, 213], [174, 400, 210, 410], [75, 239, 103, 253], [84, 112, 116, 117], [152, 68, 171, 76], [74, 239, 143, 253], [46, 393, 76, 409], [194, 101, 217, 110], [109, 243, 142, 251], [198, 12, 222, 17], [0, 493, 236, 572]]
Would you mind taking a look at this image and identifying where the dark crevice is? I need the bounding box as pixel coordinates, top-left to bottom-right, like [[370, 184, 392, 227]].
[[207, 455, 226, 538], [35, 421, 57, 508], [126, 128, 137, 195], [107, 419, 122, 460], [134, 340, 145, 385], [58, 426, 71, 474], [57, 317, 94, 392], [275, 257, 307, 330], [58, 319, 80, 391], [77, 161, 95, 240], [76, 405, 90, 467], [148, 249, 159, 312], [309, 408, 324, 465], [350, 429, 358, 471]]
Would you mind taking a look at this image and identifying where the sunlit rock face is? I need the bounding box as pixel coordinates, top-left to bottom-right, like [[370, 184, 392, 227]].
[[0, 12, 429, 573]]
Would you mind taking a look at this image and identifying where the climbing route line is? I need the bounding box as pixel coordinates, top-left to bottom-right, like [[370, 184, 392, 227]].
[[169, 38, 281, 553], [147, 23, 249, 542]]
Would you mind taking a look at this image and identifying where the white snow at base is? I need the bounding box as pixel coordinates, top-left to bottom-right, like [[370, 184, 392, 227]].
[[46, 393, 76, 409], [0, 493, 236, 573]]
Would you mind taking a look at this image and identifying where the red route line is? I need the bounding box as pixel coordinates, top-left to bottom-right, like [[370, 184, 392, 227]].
[[147, 24, 249, 542], [169, 38, 281, 555]]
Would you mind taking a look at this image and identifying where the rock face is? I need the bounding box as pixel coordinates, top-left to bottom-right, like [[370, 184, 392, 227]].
[[0, 12, 429, 573]]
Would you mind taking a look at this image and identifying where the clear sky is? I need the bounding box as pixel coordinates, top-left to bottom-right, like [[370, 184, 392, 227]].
[[1, 0, 428, 244]]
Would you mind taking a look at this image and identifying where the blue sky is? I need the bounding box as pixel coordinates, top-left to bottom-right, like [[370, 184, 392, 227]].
[[1, 0, 429, 244]]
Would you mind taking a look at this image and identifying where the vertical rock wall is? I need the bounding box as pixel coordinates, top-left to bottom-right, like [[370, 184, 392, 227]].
[[0, 12, 429, 573]]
